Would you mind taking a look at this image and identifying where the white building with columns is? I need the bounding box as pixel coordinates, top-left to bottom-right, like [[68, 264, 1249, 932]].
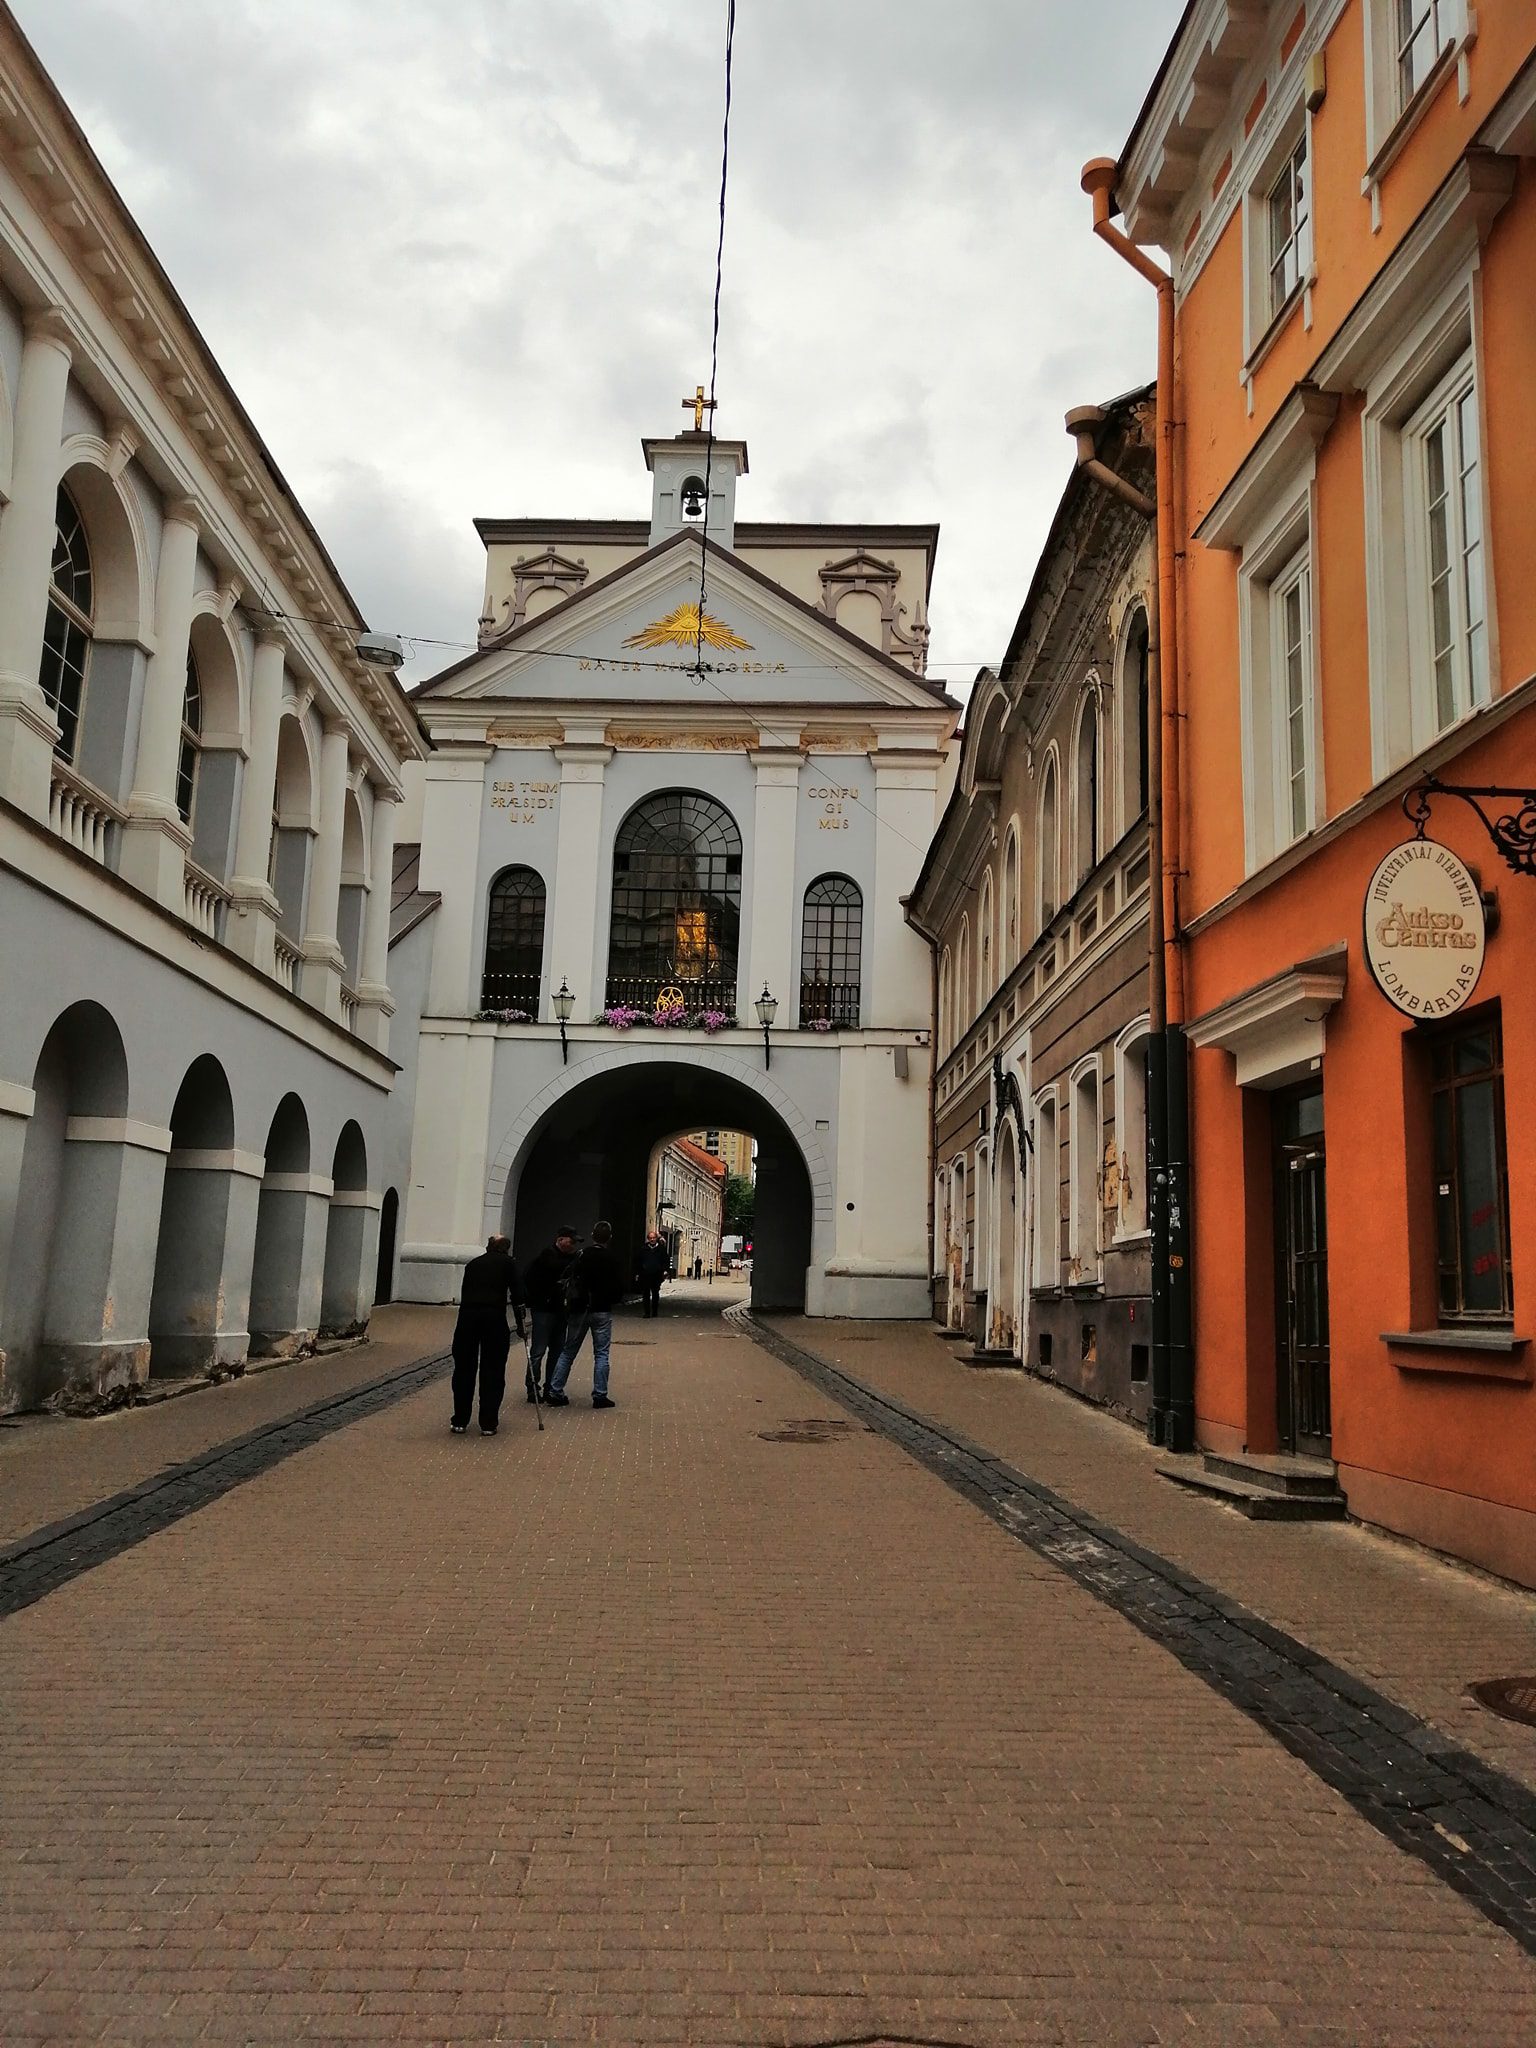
[[0, 14, 427, 1411], [398, 425, 955, 1317]]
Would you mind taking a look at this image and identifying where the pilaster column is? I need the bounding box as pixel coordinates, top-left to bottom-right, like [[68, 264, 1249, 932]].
[[227, 628, 285, 970], [355, 784, 401, 1051], [119, 498, 199, 906], [871, 741, 942, 1030], [298, 718, 350, 1014], [746, 740, 802, 1024], [547, 732, 612, 1020], [0, 309, 72, 818]]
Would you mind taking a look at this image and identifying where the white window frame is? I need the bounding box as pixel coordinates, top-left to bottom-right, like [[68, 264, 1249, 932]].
[[1363, 0, 1474, 181], [1031, 1087, 1059, 1294], [1242, 105, 1313, 382], [1360, 266, 1496, 776], [1035, 747, 1060, 934], [977, 867, 994, 1001], [1236, 481, 1323, 874], [1271, 546, 1317, 851], [1403, 351, 1488, 741], [1112, 1018, 1152, 1245], [1068, 1054, 1102, 1285]]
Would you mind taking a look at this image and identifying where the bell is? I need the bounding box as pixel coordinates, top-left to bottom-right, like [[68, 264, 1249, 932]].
[[680, 476, 707, 520]]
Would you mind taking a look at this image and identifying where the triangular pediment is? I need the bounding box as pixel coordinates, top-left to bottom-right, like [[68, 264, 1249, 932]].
[[418, 532, 952, 713]]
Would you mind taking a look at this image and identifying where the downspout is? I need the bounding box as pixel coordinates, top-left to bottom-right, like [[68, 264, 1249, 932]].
[[906, 899, 943, 1324], [1080, 158, 1194, 1452]]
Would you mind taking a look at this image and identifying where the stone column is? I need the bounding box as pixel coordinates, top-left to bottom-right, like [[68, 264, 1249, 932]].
[[119, 498, 200, 906], [227, 629, 285, 972], [0, 1078, 35, 1398], [299, 718, 350, 1015], [146, 1144, 265, 1375], [320, 1188, 382, 1334], [547, 732, 612, 1020], [354, 785, 400, 1051], [871, 742, 941, 1029], [248, 1170, 331, 1357], [44, 1117, 171, 1404], [419, 742, 492, 1015], [0, 309, 72, 819], [746, 741, 801, 1024]]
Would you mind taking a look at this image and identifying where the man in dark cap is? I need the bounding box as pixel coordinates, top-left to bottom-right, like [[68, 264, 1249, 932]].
[[521, 1223, 580, 1402], [548, 1220, 625, 1409], [450, 1234, 525, 1436]]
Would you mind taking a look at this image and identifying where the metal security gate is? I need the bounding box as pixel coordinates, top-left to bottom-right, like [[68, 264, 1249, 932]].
[[1275, 1085, 1331, 1456]]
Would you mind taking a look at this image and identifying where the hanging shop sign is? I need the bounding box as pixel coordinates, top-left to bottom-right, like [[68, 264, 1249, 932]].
[[1363, 838, 1486, 1019]]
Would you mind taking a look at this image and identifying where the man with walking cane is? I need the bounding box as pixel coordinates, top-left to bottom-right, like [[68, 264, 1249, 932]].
[[521, 1224, 581, 1404], [450, 1234, 526, 1436]]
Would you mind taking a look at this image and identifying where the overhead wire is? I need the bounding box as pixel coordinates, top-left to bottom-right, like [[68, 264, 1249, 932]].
[[692, 0, 737, 674]]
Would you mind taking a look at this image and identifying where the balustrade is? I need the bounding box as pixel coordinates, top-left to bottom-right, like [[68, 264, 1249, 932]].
[[273, 933, 300, 994], [183, 859, 229, 941], [602, 975, 736, 1021], [48, 758, 121, 868], [340, 983, 359, 1034], [479, 968, 543, 1018], [799, 979, 861, 1028]]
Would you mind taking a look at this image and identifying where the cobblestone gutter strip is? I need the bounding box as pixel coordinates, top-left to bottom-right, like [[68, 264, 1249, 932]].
[[0, 1351, 450, 1621], [735, 1308, 1536, 1959]]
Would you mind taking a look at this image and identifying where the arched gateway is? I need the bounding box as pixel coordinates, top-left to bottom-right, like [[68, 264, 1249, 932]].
[[395, 411, 957, 1319]]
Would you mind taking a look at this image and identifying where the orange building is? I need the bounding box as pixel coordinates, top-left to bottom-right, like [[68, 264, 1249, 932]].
[[1097, 2, 1536, 1581]]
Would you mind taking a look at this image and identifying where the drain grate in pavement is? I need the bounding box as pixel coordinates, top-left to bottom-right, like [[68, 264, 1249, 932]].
[[0, 1351, 451, 1622], [1472, 1678, 1536, 1728], [733, 1306, 1536, 1961], [757, 1417, 863, 1444]]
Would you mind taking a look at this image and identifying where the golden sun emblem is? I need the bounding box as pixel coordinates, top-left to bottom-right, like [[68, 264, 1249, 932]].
[[622, 603, 752, 652]]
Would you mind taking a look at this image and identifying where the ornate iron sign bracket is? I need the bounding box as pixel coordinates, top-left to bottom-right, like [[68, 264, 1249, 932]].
[[992, 1054, 1031, 1152], [1403, 775, 1536, 879]]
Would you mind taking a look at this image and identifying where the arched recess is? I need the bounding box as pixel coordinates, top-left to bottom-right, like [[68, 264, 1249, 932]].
[[270, 712, 316, 940], [1002, 819, 1021, 974], [973, 1139, 991, 1321], [992, 1119, 1021, 1355], [1037, 751, 1060, 931], [53, 444, 152, 796], [946, 1155, 967, 1331], [321, 1120, 373, 1335], [938, 946, 953, 1057], [482, 864, 547, 1016], [249, 1093, 317, 1355], [956, 915, 971, 1041], [182, 606, 247, 882], [1074, 691, 1101, 885], [148, 1055, 238, 1379], [337, 790, 368, 987], [5, 1002, 136, 1408], [977, 869, 994, 1001], [374, 1188, 400, 1306], [606, 789, 742, 1015], [1117, 605, 1151, 834]]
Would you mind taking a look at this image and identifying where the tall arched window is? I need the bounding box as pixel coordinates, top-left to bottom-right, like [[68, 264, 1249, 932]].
[[800, 873, 862, 1026], [939, 946, 953, 1055], [176, 651, 202, 825], [977, 869, 994, 999], [607, 790, 741, 1016], [1075, 692, 1100, 883], [42, 486, 92, 764], [1038, 758, 1059, 928], [956, 915, 971, 1037], [482, 866, 547, 1015], [1003, 822, 1020, 973], [1123, 609, 1150, 824]]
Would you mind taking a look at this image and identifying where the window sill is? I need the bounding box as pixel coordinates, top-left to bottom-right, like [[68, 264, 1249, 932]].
[[1112, 1227, 1153, 1249], [1363, 43, 1461, 201], [1243, 282, 1305, 385], [1384, 1327, 1531, 1382]]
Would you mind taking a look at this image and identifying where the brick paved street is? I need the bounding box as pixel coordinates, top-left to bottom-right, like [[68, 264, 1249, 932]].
[[3, 1304, 1536, 2044]]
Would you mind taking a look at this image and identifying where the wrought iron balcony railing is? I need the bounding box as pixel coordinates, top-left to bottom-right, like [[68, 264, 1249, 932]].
[[479, 969, 544, 1017], [602, 974, 736, 1020], [799, 979, 861, 1028]]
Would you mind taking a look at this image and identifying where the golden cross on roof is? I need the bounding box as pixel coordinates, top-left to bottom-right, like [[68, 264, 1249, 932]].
[[683, 384, 717, 432]]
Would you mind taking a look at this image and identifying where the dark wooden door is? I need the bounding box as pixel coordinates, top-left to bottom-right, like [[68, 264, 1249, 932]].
[[1275, 1087, 1331, 1456]]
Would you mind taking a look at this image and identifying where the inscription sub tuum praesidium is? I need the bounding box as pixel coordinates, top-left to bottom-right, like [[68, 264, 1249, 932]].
[[490, 779, 558, 822]]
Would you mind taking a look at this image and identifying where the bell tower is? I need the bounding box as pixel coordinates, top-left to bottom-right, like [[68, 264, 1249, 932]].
[[645, 406, 748, 551]]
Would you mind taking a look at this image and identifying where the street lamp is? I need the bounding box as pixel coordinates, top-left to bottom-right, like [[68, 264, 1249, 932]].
[[552, 977, 574, 1064], [754, 983, 778, 1070]]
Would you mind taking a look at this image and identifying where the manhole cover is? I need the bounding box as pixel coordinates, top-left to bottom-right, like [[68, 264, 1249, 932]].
[[756, 1417, 861, 1444], [1470, 1677, 1536, 1727]]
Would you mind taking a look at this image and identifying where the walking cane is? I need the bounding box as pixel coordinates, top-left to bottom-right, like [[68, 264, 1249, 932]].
[[526, 1328, 545, 1432]]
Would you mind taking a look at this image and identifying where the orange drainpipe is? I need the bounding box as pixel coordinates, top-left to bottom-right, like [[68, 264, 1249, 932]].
[[1080, 158, 1184, 1028]]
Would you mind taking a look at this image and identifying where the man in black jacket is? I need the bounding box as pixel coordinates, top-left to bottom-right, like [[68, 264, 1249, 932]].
[[521, 1224, 579, 1402], [451, 1234, 525, 1436], [635, 1230, 669, 1318], [548, 1220, 625, 1408]]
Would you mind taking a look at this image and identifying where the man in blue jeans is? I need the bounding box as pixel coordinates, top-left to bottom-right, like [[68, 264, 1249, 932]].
[[548, 1220, 625, 1409], [520, 1223, 580, 1402]]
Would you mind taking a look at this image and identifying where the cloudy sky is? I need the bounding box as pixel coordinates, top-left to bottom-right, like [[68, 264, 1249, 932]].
[[20, 0, 1182, 690]]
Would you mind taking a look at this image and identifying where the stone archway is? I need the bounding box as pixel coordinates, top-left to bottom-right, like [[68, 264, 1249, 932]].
[[147, 1054, 239, 1379], [320, 1121, 374, 1336], [497, 1052, 822, 1313]]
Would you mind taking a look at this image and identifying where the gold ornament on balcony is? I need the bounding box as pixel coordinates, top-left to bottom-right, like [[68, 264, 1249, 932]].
[[623, 603, 752, 652]]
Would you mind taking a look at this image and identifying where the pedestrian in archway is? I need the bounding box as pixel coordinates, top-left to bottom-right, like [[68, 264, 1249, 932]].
[[451, 1234, 525, 1436], [548, 1221, 623, 1409], [636, 1230, 668, 1319], [522, 1223, 580, 1400]]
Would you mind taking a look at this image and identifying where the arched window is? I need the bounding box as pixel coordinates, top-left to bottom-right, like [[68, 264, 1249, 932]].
[[1075, 693, 1100, 883], [939, 947, 953, 1056], [956, 915, 971, 1036], [482, 865, 547, 1016], [42, 486, 92, 764], [1123, 609, 1150, 824], [1038, 757, 1059, 928], [176, 651, 202, 825], [977, 869, 994, 999], [800, 874, 862, 1026], [1002, 822, 1020, 973], [607, 790, 741, 1016]]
